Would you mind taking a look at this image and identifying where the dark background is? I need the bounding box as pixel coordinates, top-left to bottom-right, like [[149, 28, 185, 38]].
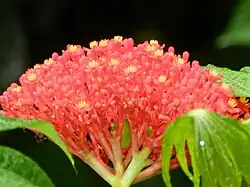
[[0, 0, 249, 186]]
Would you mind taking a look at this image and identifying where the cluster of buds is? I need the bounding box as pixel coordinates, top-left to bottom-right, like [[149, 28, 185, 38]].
[[0, 36, 249, 186]]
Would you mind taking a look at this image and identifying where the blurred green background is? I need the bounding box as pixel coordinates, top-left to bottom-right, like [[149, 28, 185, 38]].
[[0, 0, 250, 186]]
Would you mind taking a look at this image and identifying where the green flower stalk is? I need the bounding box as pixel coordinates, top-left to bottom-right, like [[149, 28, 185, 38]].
[[0, 36, 249, 187]]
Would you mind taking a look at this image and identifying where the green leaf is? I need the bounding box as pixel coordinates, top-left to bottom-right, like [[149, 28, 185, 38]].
[[122, 119, 131, 148], [241, 67, 250, 74], [206, 64, 250, 97], [162, 109, 250, 187], [0, 146, 54, 187], [242, 118, 250, 126], [0, 115, 75, 168], [0, 168, 38, 187], [216, 0, 250, 48]]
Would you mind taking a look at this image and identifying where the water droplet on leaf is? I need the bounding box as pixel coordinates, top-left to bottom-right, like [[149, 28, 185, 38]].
[[200, 140, 205, 146]]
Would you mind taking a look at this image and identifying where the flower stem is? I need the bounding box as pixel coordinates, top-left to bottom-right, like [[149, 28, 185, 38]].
[[111, 137, 124, 177], [112, 147, 151, 187], [82, 153, 115, 185], [133, 161, 161, 184]]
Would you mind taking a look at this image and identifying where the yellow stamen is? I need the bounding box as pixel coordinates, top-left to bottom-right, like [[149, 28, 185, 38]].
[[34, 64, 41, 69], [68, 45, 78, 52], [26, 70, 37, 81], [145, 44, 156, 52], [158, 75, 167, 83], [176, 57, 185, 65], [124, 65, 137, 73], [99, 39, 109, 47], [89, 41, 98, 49], [240, 97, 249, 104], [44, 58, 54, 66], [114, 36, 123, 42], [154, 49, 164, 57], [78, 100, 89, 109], [150, 40, 159, 45], [12, 86, 22, 92], [228, 98, 237, 107], [110, 58, 120, 66], [88, 60, 99, 69]]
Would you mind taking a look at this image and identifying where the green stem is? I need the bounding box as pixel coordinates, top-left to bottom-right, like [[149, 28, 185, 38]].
[[133, 162, 161, 184], [112, 147, 151, 187], [83, 153, 115, 185]]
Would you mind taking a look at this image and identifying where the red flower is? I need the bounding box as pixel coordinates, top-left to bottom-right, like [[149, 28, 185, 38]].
[[0, 36, 248, 184]]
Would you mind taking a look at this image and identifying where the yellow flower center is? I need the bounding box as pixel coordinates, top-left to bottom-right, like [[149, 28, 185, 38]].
[[12, 86, 22, 92], [124, 65, 137, 73], [78, 100, 89, 109], [110, 58, 120, 66], [68, 45, 78, 52], [26, 70, 37, 81], [114, 36, 123, 42], [99, 39, 109, 47], [158, 75, 167, 83], [89, 41, 98, 49], [44, 58, 54, 66], [154, 49, 164, 57], [228, 98, 237, 107], [88, 60, 99, 69], [150, 40, 159, 45]]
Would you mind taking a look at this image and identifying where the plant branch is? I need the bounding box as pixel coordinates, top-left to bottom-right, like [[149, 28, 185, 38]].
[[133, 161, 161, 184], [111, 147, 151, 187], [80, 152, 115, 186]]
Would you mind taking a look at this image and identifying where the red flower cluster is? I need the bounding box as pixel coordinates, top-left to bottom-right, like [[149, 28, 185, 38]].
[[0, 36, 248, 180]]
